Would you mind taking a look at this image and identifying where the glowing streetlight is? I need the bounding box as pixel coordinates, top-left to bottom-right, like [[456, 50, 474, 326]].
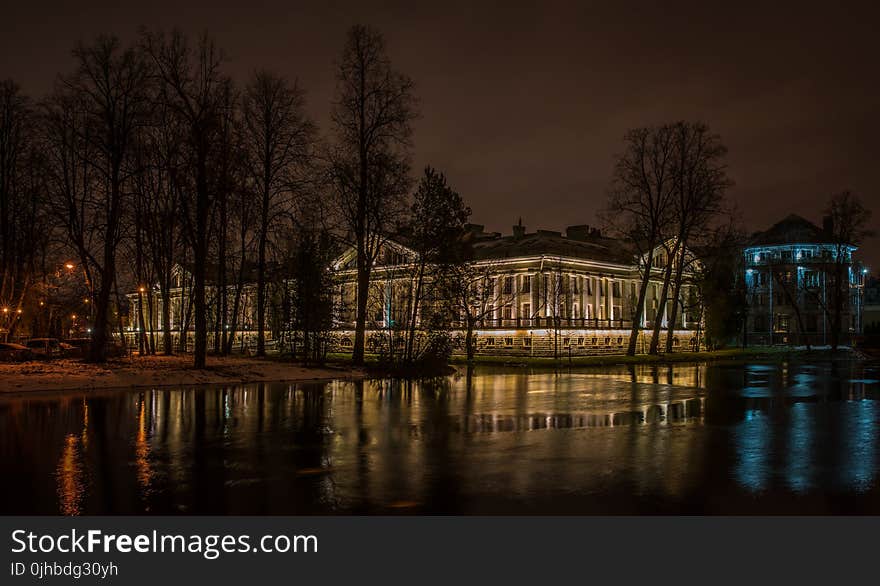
[[65, 262, 74, 270], [138, 286, 146, 294], [71, 314, 77, 320]]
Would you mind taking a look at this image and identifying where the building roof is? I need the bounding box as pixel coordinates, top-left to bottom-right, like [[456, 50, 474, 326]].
[[469, 224, 634, 265], [747, 214, 835, 247]]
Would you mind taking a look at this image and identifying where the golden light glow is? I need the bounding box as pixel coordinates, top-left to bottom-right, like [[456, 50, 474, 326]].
[[65, 262, 74, 270], [57, 433, 85, 516], [135, 396, 153, 495]]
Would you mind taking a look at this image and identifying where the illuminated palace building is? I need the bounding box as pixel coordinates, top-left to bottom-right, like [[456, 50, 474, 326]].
[[743, 214, 868, 346], [128, 223, 700, 356], [334, 223, 699, 356]]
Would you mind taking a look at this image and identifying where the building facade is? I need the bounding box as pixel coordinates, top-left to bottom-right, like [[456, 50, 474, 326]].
[[128, 223, 701, 356], [863, 277, 879, 335], [126, 264, 263, 353], [743, 214, 866, 346], [332, 224, 700, 356]]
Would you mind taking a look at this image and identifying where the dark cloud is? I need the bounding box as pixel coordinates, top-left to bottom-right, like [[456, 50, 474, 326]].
[[2, 0, 877, 266]]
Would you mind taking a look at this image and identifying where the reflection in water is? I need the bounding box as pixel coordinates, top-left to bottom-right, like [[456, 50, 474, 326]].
[[55, 397, 90, 516], [56, 434, 86, 516], [1, 359, 879, 514], [735, 410, 771, 492], [839, 400, 878, 491], [135, 393, 154, 507], [786, 403, 814, 493]]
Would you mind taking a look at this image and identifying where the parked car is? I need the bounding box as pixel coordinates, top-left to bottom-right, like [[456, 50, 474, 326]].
[[62, 338, 126, 358], [59, 342, 81, 357], [25, 338, 64, 358], [0, 342, 34, 362]]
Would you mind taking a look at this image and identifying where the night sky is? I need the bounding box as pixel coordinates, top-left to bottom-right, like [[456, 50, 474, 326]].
[[2, 1, 877, 267]]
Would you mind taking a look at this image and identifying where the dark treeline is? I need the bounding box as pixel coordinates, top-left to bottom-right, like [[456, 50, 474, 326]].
[[602, 122, 872, 353], [603, 122, 735, 355], [0, 25, 418, 366], [1, 25, 870, 367]]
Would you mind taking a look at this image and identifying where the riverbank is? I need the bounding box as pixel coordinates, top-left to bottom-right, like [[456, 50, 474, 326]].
[[0, 354, 364, 394], [447, 346, 860, 368]]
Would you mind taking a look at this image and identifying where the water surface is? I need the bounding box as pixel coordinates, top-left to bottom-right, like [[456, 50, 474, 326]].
[[2, 359, 879, 514]]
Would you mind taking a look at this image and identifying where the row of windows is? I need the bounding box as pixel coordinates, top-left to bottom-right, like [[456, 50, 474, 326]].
[[482, 335, 685, 348], [497, 275, 624, 297], [749, 248, 850, 264], [750, 270, 823, 289]]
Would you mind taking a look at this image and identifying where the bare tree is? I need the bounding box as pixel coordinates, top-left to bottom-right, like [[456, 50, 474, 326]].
[[823, 191, 873, 350], [404, 166, 470, 362], [605, 125, 677, 355], [241, 70, 315, 356], [223, 170, 258, 355], [43, 36, 151, 361], [658, 121, 731, 353], [443, 260, 515, 362], [769, 263, 811, 350], [0, 80, 50, 339], [329, 24, 418, 365], [142, 29, 228, 368], [208, 79, 242, 355]]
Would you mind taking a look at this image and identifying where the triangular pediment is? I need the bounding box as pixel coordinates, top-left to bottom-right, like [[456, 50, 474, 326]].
[[331, 238, 418, 271]]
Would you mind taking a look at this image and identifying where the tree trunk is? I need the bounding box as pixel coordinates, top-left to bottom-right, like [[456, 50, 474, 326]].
[[89, 273, 113, 362], [650, 244, 679, 354], [665, 245, 687, 353], [628, 249, 655, 356], [406, 261, 425, 362], [465, 319, 475, 362], [352, 246, 370, 365], [161, 288, 172, 355], [831, 258, 843, 351], [193, 152, 208, 369], [256, 246, 267, 356], [88, 176, 121, 363], [146, 290, 156, 354], [178, 275, 194, 354]]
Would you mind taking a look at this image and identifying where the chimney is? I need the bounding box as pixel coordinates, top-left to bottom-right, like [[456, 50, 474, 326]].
[[565, 225, 589, 241], [512, 218, 526, 240], [822, 215, 834, 235]]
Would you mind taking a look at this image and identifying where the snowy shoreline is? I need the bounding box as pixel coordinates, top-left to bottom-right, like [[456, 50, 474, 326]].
[[0, 355, 364, 394]]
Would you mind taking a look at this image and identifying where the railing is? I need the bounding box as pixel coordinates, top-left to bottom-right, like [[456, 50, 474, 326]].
[[471, 317, 635, 329], [330, 317, 700, 331]]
